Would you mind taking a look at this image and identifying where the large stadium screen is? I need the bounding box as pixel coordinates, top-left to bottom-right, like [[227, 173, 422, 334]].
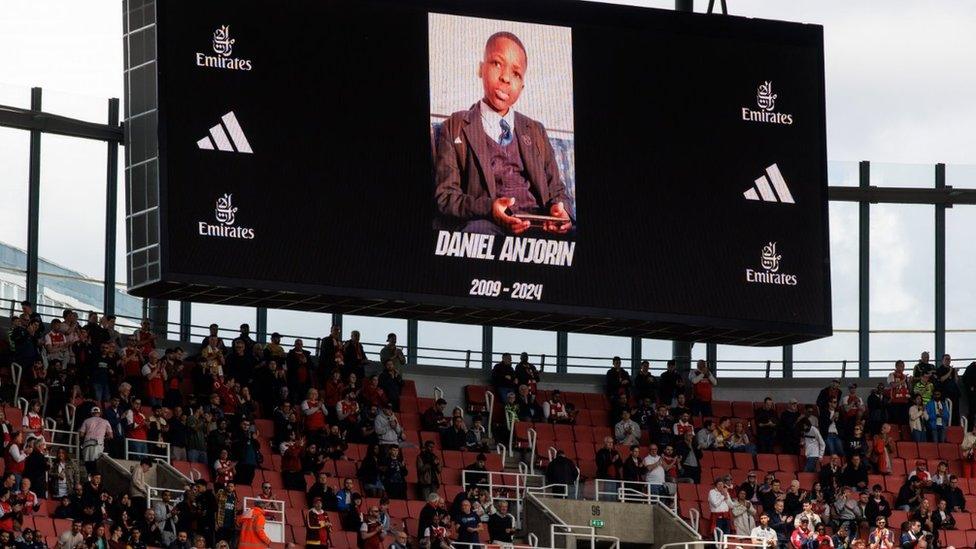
[[124, 0, 830, 344]]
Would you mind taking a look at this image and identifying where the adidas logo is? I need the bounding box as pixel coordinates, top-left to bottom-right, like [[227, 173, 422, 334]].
[[196, 111, 253, 154], [743, 163, 794, 204]]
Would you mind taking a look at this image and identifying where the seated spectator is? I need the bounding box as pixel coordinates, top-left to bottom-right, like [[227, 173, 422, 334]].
[[543, 390, 571, 424], [738, 472, 760, 501], [696, 420, 717, 450], [909, 500, 934, 536], [908, 460, 931, 488], [362, 377, 390, 410], [769, 500, 793, 548], [336, 478, 358, 513], [812, 524, 833, 549], [865, 484, 892, 526], [670, 393, 691, 419], [342, 493, 365, 532], [931, 499, 955, 536], [894, 477, 923, 512], [515, 384, 543, 421], [794, 501, 822, 529], [783, 480, 806, 517], [648, 405, 674, 448], [728, 421, 756, 455], [441, 416, 468, 451], [306, 472, 337, 509], [900, 520, 922, 549], [465, 416, 492, 452], [380, 446, 408, 500], [751, 513, 778, 548], [941, 475, 966, 512], [908, 394, 928, 443], [614, 411, 641, 446], [421, 399, 450, 432], [842, 455, 869, 491], [758, 477, 782, 512], [462, 453, 489, 490], [672, 412, 694, 437]]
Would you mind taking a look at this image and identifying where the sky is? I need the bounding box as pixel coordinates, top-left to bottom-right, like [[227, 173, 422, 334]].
[[0, 0, 975, 377]]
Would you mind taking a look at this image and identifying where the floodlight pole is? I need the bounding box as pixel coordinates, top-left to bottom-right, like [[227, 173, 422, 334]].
[[26, 87, 42, 306], [858, 161, 871, 378], [934, 163, 946, 364], [104, 98, 120, 316]]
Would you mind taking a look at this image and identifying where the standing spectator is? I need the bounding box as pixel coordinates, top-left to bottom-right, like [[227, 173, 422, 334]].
[[908, 394, 929, 443], [962, 361, 976, 423], [732, 489, 757, 535], [595, 437, 622, 501], [869, 424, 894, 474], [801, 420, 825, 472], [378, 360, 404, 413], [888, 376, 911, 426], [416, 440, 442, 501], [961, 423, 976, 478], [319, 325, 345, 378], [689, 360, 716, 417], [488, 500, 516, 544], [379, 333, 406, 370], [621, 445, 646, 493], [546, 449, 579, 496], [925, 391, 950, 443], [769, 500, 793, 548], [605, 357, 631, 399], [821, 398, 844, 456], [751, 514, 778, 548], [708, 479, 734, 536], [935, 354, 961, 424], [5, 432, 27, 485], [375, 406, 404, 447], [755, 397, 779, 453], [632, 360, 657, 403], [913, 372, 934, 405], [780, 399, 802, 454], [675, 431, 701, 483], [343, 331, 368, 381], [43, 319, 71, 368], [232, 420, 261, 485], [866, 384, 888, 435], [642, 444, 666, 496], [514, 384, 543, 421], [790, 517, 814, 549], [491, 353, 518, 403], [381, 446, 408, 500], [514, 352, 542, 395], [865, 484, 892, 526], [130, 459, 152, 510], [817, 379, 843, 411], [658, 360, 680, 406], [867, 517, 893, 549], [78, 407, 113, 474]]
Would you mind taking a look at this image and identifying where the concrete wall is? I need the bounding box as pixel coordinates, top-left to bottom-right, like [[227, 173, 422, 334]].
[[652, 505, 700, 548], [526, 496, 655, 547]]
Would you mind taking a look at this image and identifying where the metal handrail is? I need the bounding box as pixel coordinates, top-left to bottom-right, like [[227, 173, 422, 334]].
[[527, 427, 537, 475], [485, 390, 495, 432], [124, 437, 171, 464]]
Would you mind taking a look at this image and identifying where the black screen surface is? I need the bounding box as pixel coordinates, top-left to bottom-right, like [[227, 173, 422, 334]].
[[135, 0, 831, 344]]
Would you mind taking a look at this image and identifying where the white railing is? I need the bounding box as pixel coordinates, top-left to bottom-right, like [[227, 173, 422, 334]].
[[508, 415, 517, 458], [244, 497, 285, 543], [433, 386, 444, 402], [147, 486, 185, 509], [551, 523, 621, 549], [660, 540, 766, 549], [65, 403, 76, 431], [723, 534, 773, 546], [593, 479, 678, 510], [485, 390, 495, 432], [11, 363, 22, 402], [527, 427, 537, 474], [526, 483, 569, 498], [43, 417, 80, 460], [124, 437, 171, 464], [688, 508, 701, 533], [496, 443, 508, 469], [464, 469, 545, 525]]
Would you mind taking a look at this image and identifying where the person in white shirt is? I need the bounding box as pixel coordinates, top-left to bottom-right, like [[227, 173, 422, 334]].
[[801, 420, 826, 472], [751, 514, 778, 548], [793, 500, 822, 528], [642, 444, 666, 495], [708, 479, 734, 536], [614, 410, 641, 446]]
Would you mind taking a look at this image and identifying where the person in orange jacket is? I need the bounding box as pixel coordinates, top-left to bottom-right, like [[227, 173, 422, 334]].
[[237, 504, 273, 549]]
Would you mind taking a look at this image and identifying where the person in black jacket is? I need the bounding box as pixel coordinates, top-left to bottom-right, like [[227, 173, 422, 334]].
[[595, 436, 622, 501], [515, 385, 543, 422], [488, 500, 516, 543], [658, 360, 680, 406], [605, 357, 631, 399], [941, 475, 966, 512], [621, 445, 646, 493], [865, 484, 892, 525], [440, 417, 468, 451], [545, 450, 579, 497], [491, 354, 518, 402], [842, 454, 869, 491], [632, 361, 658, 403]]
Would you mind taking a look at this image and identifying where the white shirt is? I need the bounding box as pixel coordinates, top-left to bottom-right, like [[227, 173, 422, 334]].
[[751, 525, 778, 546], [708, 488, 733, 513], [643, 454, 665, 485], [480, 101, 516, 144]]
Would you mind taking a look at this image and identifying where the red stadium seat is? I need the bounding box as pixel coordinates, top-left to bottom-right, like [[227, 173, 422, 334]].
[[797, 472, 817, 491], [888, 510, 908, 529], [733, 453, 754, 470], [966, 529, 976, 549], [585, 393, 609, 411], [884, 475, 902, 495], [400, 413, 421, 431], [485, 452, 504, 471], [563, 392, 588, 410], [419, 431, 439, 446], [588, 409, 609, 427], [777, 455, 800, 473], [756, 454, 778, 473], [574, 410, 592, 427], [954, 512, 973, 531], [896, 441, 918, 459], [401, 380, 417, 397], [938, 443, 961, 461], [890, 458, 907, 478], [712, 401, 733, 418], [335, 459, 358, 479], [533, 422, 556, 441], [732, 401, 755, 419], [678, 483, 699, 501], [944, 530, 967, 549], [573, 424, 595, 443], [440, 467, 462, 485], [918, 443, 940, 460], [592, 426, 611, 442], [443, 484, 464, 502], [465, 385, 488, 413], [441, 451, 465, 470], [399, 396, 418, 413], [407, 500, 426, 518], [712, 452, 734, 469], [553, 423, 576, 443], [947, 426, 964, 444]]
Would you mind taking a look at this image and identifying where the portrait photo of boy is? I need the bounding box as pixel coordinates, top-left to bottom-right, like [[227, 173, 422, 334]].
[[430, 15, 576, 236]]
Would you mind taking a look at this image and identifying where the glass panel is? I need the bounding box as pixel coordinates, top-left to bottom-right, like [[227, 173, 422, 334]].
[[947, 164, 976, 189], [640, 339, 673, 372], [868, 334, 933, 377], [716, 345, 782, 379], [0, 83, 30, 108], [872, 162, 933, 189], [946, 206, 976, 332], [167, 301, 181, 341], [946, 334, 976, 364], [266, 309, 331, 348], [43, 88, 115, 125], [870, 204, 934, 331], [0, 128, 30, 253], [828, 160, 859, 188], [493, 328, 556, 373], [793, 333, 858, 379], [417, 321, 481, 368], [190, 303, 255, 345], [39, 135, 107, 283], [566, 333, 629, 375]]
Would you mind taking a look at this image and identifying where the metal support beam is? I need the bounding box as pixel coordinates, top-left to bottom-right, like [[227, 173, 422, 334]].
[[481, 325, 493, 372], [26, 88, 42, 306], [706, 342, 717, 373], [331, 313, 343, 334], [147, 298, 168, 340], [859, 161, 871, 378], [556, 331, 568, 374], [179, 301, 191, 342], [255, 307, 268, 344], [828, 185, 976, 206], [675, 0, 693, 12], [0, 102, 124, 143], [783, 345, 794, 378], [673, 341, 693, 374], [103, 98, 120, 315], [935, 163, 946, 363], [630, 337, 642, 375], [407, 319, 418, 366]]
